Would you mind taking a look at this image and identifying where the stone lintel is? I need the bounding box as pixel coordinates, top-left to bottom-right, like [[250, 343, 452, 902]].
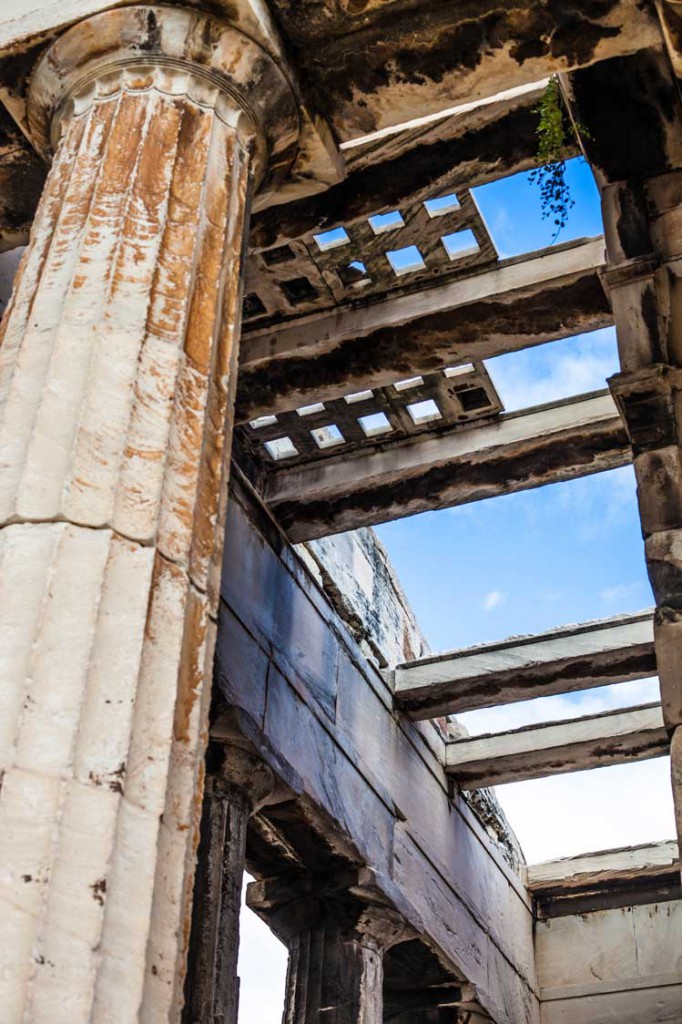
[[266, 391, 629, 541], [445, 703, 668, 789], [394, 611, 655, 720]]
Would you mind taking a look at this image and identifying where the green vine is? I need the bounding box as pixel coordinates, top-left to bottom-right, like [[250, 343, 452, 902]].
[[529, 76, 589, 241]]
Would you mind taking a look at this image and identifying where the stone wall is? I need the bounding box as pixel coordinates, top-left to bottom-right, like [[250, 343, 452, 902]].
[[299, 528, 429, 669], [215, 476, 538, 1024]]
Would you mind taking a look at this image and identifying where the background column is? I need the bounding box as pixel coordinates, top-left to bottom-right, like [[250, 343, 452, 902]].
[[248, 874, 411, 1024], [184, 745, 276, 1024], [567, 40, 682, 859]]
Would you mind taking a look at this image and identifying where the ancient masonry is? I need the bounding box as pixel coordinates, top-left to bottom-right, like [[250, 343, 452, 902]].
[[0, 2, 681, 1023]]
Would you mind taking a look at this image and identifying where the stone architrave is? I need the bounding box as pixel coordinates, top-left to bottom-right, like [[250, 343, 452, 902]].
[[0, 7, 298, 1024]]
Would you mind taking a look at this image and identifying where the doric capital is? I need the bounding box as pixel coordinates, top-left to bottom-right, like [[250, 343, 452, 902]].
[[608, 365, 682, 453], [210, 743, 277, 814], [247, 869, 414, 950], [27, 5, 300, 192]]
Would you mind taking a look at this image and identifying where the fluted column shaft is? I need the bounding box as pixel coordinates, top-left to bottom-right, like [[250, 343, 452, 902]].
[[0, 7, 298, 1024], [284, 918, 384, 1024]]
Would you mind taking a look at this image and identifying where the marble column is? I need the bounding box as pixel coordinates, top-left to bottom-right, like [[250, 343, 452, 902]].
[[0, 7, 298, 1024], [184, 745, 275, 1024], [248, 874, 411, 1024]]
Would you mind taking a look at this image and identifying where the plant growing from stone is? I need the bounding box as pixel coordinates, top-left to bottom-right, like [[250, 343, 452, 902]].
[[529, 76, 589, 241]]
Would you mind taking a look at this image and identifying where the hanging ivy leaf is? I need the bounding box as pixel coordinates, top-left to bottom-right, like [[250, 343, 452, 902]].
[[529, 76, 590, 241]]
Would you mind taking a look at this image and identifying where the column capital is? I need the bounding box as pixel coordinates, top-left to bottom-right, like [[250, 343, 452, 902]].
[[210, 742, 277, 814], [608, 364, 682, 453], [27, 5, 300, 193], [247, 869, 414, 950]]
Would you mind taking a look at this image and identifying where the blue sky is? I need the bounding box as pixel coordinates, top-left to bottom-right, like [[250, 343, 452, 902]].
[[473, 154, 604, 256], [375, 159, 643, 654]]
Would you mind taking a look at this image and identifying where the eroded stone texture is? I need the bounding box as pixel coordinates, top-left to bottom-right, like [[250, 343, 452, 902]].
[[248, 874, 411, 1024], [570, 44, 682, 853], [0, 7, 298, 1023], [184, 745, 276, 1024]]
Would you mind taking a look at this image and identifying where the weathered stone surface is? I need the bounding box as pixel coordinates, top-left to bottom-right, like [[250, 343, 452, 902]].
[[445, 703, 668, 789], [672, 728, 682, 855], [237, 237, 610, 422], [215, 479, 538, 1024], [248, 875, 411, 1024], [263, 0, 660, 141], [536, 898, 682, 1024], [527, 841, 682, 919], [527, 841, 681, 894], [267, 392, 630, 541], [0, 105, 45, 252], [184, 745, 276, 1024], [0, 7, 299, 1023], [394, 611, 655, 720], [300, 528, 429, 669]]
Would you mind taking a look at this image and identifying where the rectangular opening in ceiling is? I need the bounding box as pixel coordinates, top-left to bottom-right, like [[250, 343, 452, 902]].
[[373, 466, 649, 653], [485, 326, 619, 411], [372, 466, 672, 863], [471, 156, 603, 257], [493, 759, 676, 864], [455, 677, 660, 737]]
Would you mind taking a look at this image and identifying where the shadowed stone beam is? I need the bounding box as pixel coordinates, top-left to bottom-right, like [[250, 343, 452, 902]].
[[445, 703, 668, 789], [267, 391, 630, 541], [237, 236, 610, 423], [568, 40, 682, 857], [0, 6, 307, 1023], [183, 745, 276, 1024], [248, 873, 413, 1024]]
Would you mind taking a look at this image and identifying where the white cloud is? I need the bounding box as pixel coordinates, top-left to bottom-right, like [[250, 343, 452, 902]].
[[485, 326, 618, 413], [456, 678, 661, 736], [455, 679, 675, 864], [482, 590, 505, 610], [600, 581, 643, 604], [495, 758, 676, 863]]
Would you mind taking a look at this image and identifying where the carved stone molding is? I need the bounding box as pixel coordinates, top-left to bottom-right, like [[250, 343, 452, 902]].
[[26, 5, 299, 193]]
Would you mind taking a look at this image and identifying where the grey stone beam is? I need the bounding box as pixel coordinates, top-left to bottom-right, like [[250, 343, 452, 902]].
[[445, 703, 668, 789], [265, 0, 661, 142], [248, 85, 550, 252], [237, 236, 611, 423], [527, 839, 682, 917], [393, 611, 655, 721], [526, 840, 681, 894], [267, 391, 631, 541]]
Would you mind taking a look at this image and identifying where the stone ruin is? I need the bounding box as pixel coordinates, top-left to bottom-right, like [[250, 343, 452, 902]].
[[0, 2, 681, 1022]]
